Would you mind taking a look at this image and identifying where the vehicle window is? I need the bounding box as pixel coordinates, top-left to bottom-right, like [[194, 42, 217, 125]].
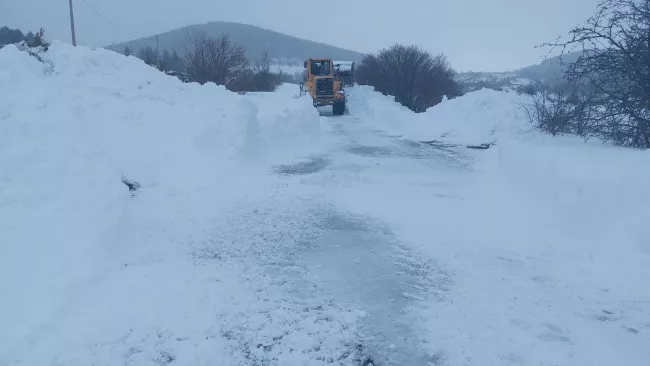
[[310, 60, 330, 76]]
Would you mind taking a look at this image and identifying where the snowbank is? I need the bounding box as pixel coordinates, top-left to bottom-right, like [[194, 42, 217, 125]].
[[347, 85, 530, 146], [239, 82, 325, 164], [415, 88, 529, 145], [0, 42, 332, 365], [346, 85, 414, 134]]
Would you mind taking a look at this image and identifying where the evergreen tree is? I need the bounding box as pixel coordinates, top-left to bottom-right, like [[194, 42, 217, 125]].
[[170, 50, 185, 72], [0, 26, 25, 45], [160, 49, 172, 72], [138, 46, 158, 67], [25, 31, 35, 43], [26, 28, 49, 49]]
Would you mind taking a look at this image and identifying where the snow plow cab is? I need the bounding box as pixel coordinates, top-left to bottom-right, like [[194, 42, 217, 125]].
[[299, 58, 346, 115]]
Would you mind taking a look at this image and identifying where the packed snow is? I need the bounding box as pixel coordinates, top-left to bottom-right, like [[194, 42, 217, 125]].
[[1, 42, 648, 366]]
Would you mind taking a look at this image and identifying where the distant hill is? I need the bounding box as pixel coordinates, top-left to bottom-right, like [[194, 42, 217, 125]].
[[513, 51, 582, 81], [456, 50, 584, 94], [107, 21, 365, 66]]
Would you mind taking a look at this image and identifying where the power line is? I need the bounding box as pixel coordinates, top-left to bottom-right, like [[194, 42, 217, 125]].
[[79, 0, 137, 42], [81, 0, 121, 31]]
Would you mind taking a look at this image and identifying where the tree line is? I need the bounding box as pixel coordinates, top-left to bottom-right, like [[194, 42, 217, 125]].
[[523, 0, 650, 149], [127, 32, 284, 92], [0, 26, 49, 49], [125, 31, 465, 110]]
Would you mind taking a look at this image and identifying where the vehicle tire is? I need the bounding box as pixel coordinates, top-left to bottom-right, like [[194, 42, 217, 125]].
[[333, 102, 345, 116]]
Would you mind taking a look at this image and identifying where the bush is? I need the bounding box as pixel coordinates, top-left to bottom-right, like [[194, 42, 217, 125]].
[[226, 52, 283, 92], [522, 81, 592, 137], [541, 0, 650, 148], [183, 32, 248, 86], [26, 28, 49, 50], [251, 52, 283, 91], [355, 44, 461, 112], [516, 82, 538, 96], [0, 26, 25, 46]]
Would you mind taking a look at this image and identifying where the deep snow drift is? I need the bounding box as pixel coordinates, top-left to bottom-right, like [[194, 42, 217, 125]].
[[2, 42, 649, 366]]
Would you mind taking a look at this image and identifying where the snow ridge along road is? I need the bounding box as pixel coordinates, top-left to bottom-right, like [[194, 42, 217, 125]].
[[2, 43, 649, 366]]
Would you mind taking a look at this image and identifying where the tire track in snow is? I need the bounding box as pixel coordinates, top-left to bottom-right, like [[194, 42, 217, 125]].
[[297, 206, 452, 366], [256, 115, 463, 365]]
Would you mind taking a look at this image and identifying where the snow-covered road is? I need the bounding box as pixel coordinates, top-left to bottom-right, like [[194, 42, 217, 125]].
[[259, 112, 463, 365], [170, 110, 467, 365], [2, 43, 649, 366]]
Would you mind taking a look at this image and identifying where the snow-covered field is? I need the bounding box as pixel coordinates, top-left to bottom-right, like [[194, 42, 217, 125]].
[[1, 42, 648, 366], [270, 63, 304, 76]]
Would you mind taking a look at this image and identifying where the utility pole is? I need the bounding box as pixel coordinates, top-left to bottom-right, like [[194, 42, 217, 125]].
[[156, 34, 160, 69], [69, 0, 77, 46]]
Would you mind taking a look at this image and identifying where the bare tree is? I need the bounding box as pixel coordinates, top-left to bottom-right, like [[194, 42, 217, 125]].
[[183, 32, 248, 86], [252, 51, 282, 91], [225, 51, 283, 92], [522, 79, 593, 137], [542, 0, 650, 148], [355, 44, 461, 112]]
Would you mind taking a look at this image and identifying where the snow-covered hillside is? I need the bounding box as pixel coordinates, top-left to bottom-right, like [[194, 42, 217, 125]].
[[1, 42, 648, 366], [270, 63, 304, 75]]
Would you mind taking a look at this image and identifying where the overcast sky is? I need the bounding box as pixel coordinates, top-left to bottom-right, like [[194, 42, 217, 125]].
[[2, 0, 601, 71]]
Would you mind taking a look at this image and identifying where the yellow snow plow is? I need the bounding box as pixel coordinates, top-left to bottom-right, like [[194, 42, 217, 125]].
[[299, 58, 346, 115]]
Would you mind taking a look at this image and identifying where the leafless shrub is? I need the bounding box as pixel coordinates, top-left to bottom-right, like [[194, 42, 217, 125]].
[[522, 80, 592, 137], [251, 52, 282, 91], [183, 32, 248, 86], [355, 44, 461, 112], [227, 51, 282, 92], [515, 82, 539, 96], [541, 0, 650, 148], [226, 68, 256, 92]]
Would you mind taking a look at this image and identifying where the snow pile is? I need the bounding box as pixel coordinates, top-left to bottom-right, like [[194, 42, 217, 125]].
[[415, 88, 529, 145], [347, 85, 530, 145], [240, 83, 325, 164], [0, 42, 360, 366], [346, 85, 414, 134]]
